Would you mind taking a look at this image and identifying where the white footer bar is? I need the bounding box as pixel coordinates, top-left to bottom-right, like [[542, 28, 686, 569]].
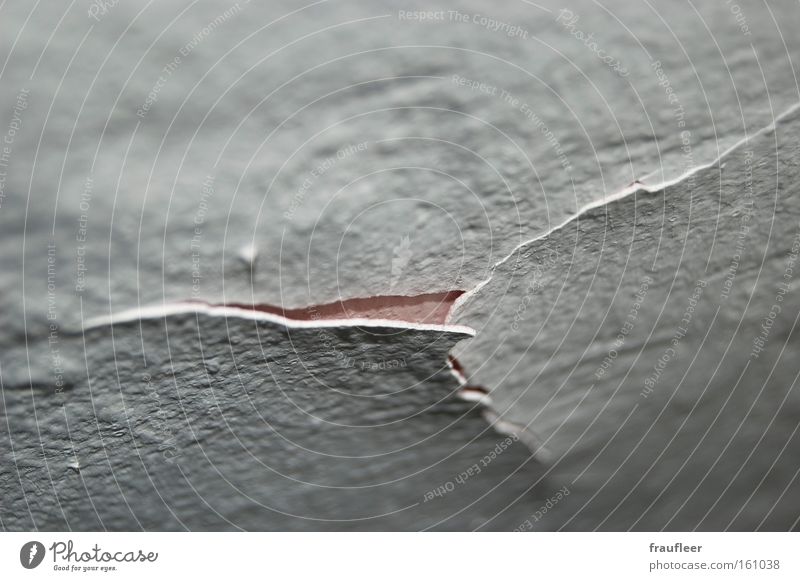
[[1, 532, 797, 580]]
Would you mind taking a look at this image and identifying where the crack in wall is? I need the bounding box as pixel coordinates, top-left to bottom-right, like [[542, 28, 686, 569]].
[[83, 297, 475, 335], [449, 100, 800, 323], [81, 100, 800, 466], [217, 291, 463, 325]]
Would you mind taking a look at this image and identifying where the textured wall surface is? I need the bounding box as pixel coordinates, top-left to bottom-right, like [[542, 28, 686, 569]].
[[1, 0, 799, 530]]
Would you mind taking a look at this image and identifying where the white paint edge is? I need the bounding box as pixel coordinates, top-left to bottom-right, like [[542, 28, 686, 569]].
[[84, 302, 476, 336]]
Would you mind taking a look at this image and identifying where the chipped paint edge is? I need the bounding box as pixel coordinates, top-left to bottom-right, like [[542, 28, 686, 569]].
[[83, 302, 476, 337]]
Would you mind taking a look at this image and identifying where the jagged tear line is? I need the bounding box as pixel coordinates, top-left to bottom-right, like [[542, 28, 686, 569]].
[[83, 293, 475, 336], [447, 100, 800, 322], [446, 354, 550, 457]]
